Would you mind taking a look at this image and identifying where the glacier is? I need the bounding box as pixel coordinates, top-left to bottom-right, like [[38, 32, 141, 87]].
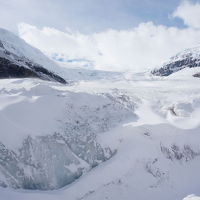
[[0, 72, 200, 200]]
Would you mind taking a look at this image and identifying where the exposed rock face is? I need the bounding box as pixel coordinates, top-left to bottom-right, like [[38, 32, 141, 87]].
[[152, 47, 200, 76], [0, 57, 66, 83], [0, 57, 38, 78]]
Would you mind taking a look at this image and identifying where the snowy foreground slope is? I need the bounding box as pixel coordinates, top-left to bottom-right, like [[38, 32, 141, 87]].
[[0, 70, 200, 200], [0, 78, 137, 190]]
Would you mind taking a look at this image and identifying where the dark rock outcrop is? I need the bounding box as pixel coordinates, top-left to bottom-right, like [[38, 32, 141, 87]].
[[193, 72, 200, 78], [0, 56, 66, 84]]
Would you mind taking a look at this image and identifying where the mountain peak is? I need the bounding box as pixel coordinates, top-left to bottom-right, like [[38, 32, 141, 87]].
[[152, 46, 200, 77]]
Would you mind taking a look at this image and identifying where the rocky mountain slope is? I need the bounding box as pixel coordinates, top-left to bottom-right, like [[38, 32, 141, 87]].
[[0, 28, 66, 83], [151, 46, 200, 77]]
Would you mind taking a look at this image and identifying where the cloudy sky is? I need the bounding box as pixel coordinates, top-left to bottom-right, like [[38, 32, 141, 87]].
[[1, 0, 200, 71]]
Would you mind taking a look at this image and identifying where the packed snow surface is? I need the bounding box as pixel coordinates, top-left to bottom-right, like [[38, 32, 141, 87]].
[[0, 69, 200, 199]]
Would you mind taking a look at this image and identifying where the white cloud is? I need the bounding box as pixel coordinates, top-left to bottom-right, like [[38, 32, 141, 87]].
[[173, 0, 200, 29], [18, 23, 98, 65], [18, 1, 200, 72], [92, 23, 200, 71]]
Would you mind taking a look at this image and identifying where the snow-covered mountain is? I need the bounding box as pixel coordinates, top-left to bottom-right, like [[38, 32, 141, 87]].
[[151, 46, 200, 77], [0, 28, 66, 83]]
